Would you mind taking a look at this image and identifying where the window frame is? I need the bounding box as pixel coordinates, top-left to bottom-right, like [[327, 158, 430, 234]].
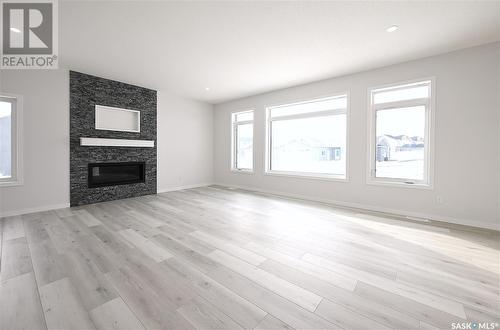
[[264, 93, 350, 182], [230, 109, 255, 173], [366, 78, 435, 189], [0, 93, 23, 187]]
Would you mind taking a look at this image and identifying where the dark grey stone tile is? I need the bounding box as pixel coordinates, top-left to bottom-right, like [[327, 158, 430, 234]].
[[70, 71, 157, 206]]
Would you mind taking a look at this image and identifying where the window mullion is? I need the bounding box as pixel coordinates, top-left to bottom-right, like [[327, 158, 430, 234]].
[[373, 81, 430, 94], [233, 124, 238, 169], [235, 120, 253, 125], [373, 98, 428, 111], [270, 108, 346, 122]]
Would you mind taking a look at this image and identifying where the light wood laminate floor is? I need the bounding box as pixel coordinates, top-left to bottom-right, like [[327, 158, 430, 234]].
[[0, 186, 499, 330]]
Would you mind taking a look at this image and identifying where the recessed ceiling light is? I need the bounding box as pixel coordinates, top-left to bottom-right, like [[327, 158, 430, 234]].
[[386, 25, 399, 33], [10, 27, 21, 33], [205, 87, 210, 91]]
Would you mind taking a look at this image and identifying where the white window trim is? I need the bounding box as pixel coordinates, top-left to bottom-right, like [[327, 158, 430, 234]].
[[0, 93, 23, 187], [264, 93, 350, 181], [366, 78, 435, 189], [230, 109, 255, 173]]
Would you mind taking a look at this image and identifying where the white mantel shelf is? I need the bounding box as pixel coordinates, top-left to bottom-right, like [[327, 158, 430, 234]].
[[80, 137, 155, 148]]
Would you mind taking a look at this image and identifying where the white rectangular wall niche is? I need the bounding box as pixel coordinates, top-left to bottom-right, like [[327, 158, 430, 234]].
[[95, 105, 140, 132]]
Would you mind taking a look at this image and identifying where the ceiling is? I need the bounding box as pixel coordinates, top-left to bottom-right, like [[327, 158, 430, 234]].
[[60, 1, 500, 104]]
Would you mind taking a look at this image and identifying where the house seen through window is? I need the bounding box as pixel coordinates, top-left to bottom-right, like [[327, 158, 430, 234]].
[[369, 80, 433, 186]]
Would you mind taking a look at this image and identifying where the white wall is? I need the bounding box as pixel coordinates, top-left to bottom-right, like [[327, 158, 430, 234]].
[[214, 43, 500, 230], [157, 91, 213, 192], [0, 69, 214, 216], [0, 70, 70, 216]]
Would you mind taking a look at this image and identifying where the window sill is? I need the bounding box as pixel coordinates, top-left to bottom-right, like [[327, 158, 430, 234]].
[[366, 179, 433, 190], [264, 170, 348, 182], [0, 180, 23, 187], [230, 169, 254, 175]]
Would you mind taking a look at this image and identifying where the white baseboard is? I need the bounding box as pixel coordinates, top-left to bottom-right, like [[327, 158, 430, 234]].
[[0, 183, 213, 218], [0, 203, 71, 218], [157, 182, 213, 194], [213, 182, 499, 231], [3, 183, 495, 231]]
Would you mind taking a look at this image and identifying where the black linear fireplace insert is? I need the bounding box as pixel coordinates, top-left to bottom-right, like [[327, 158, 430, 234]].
[[88, 162, 145, 188]]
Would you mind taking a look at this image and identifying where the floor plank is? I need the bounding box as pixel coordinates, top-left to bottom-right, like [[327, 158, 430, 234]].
[[75, 209, 103, 227], [2, 216, 25, 241], [303, 253, 468, 319], [246, 242, 357, 291], [259, 259, 420, 330], [119, 228, 173, 262], [0, 237, 33, 281], [29, 239, 66, 287], [151, 233, 220, 274], [105, 266, 195, 329], [191, 230, 266, 266], [178, 295, 245, 330], [89, 297, 145, 330], [127, 209, 165, 228], [254, 314, 294, 330], [354, 282, 463, 329], [60, 248, 118, 311], [207, 265, 338, 329], [164, 257, 268, 329], [39, 277, 96, 330], [208, 249, 323, 312], [0, 272, 47, 330], [23, 217, 51, 245], [315, 297, 391, 330]]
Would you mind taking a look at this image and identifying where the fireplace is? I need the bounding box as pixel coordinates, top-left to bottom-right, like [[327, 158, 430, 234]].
[[88, 162, 145, 188]]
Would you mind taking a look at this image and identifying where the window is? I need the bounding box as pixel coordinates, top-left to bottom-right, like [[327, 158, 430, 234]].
[[266, 95, 348, 179], [0, 94, 22, 186], [368, 79, 433, 187], [231, 110, 254, 171]]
